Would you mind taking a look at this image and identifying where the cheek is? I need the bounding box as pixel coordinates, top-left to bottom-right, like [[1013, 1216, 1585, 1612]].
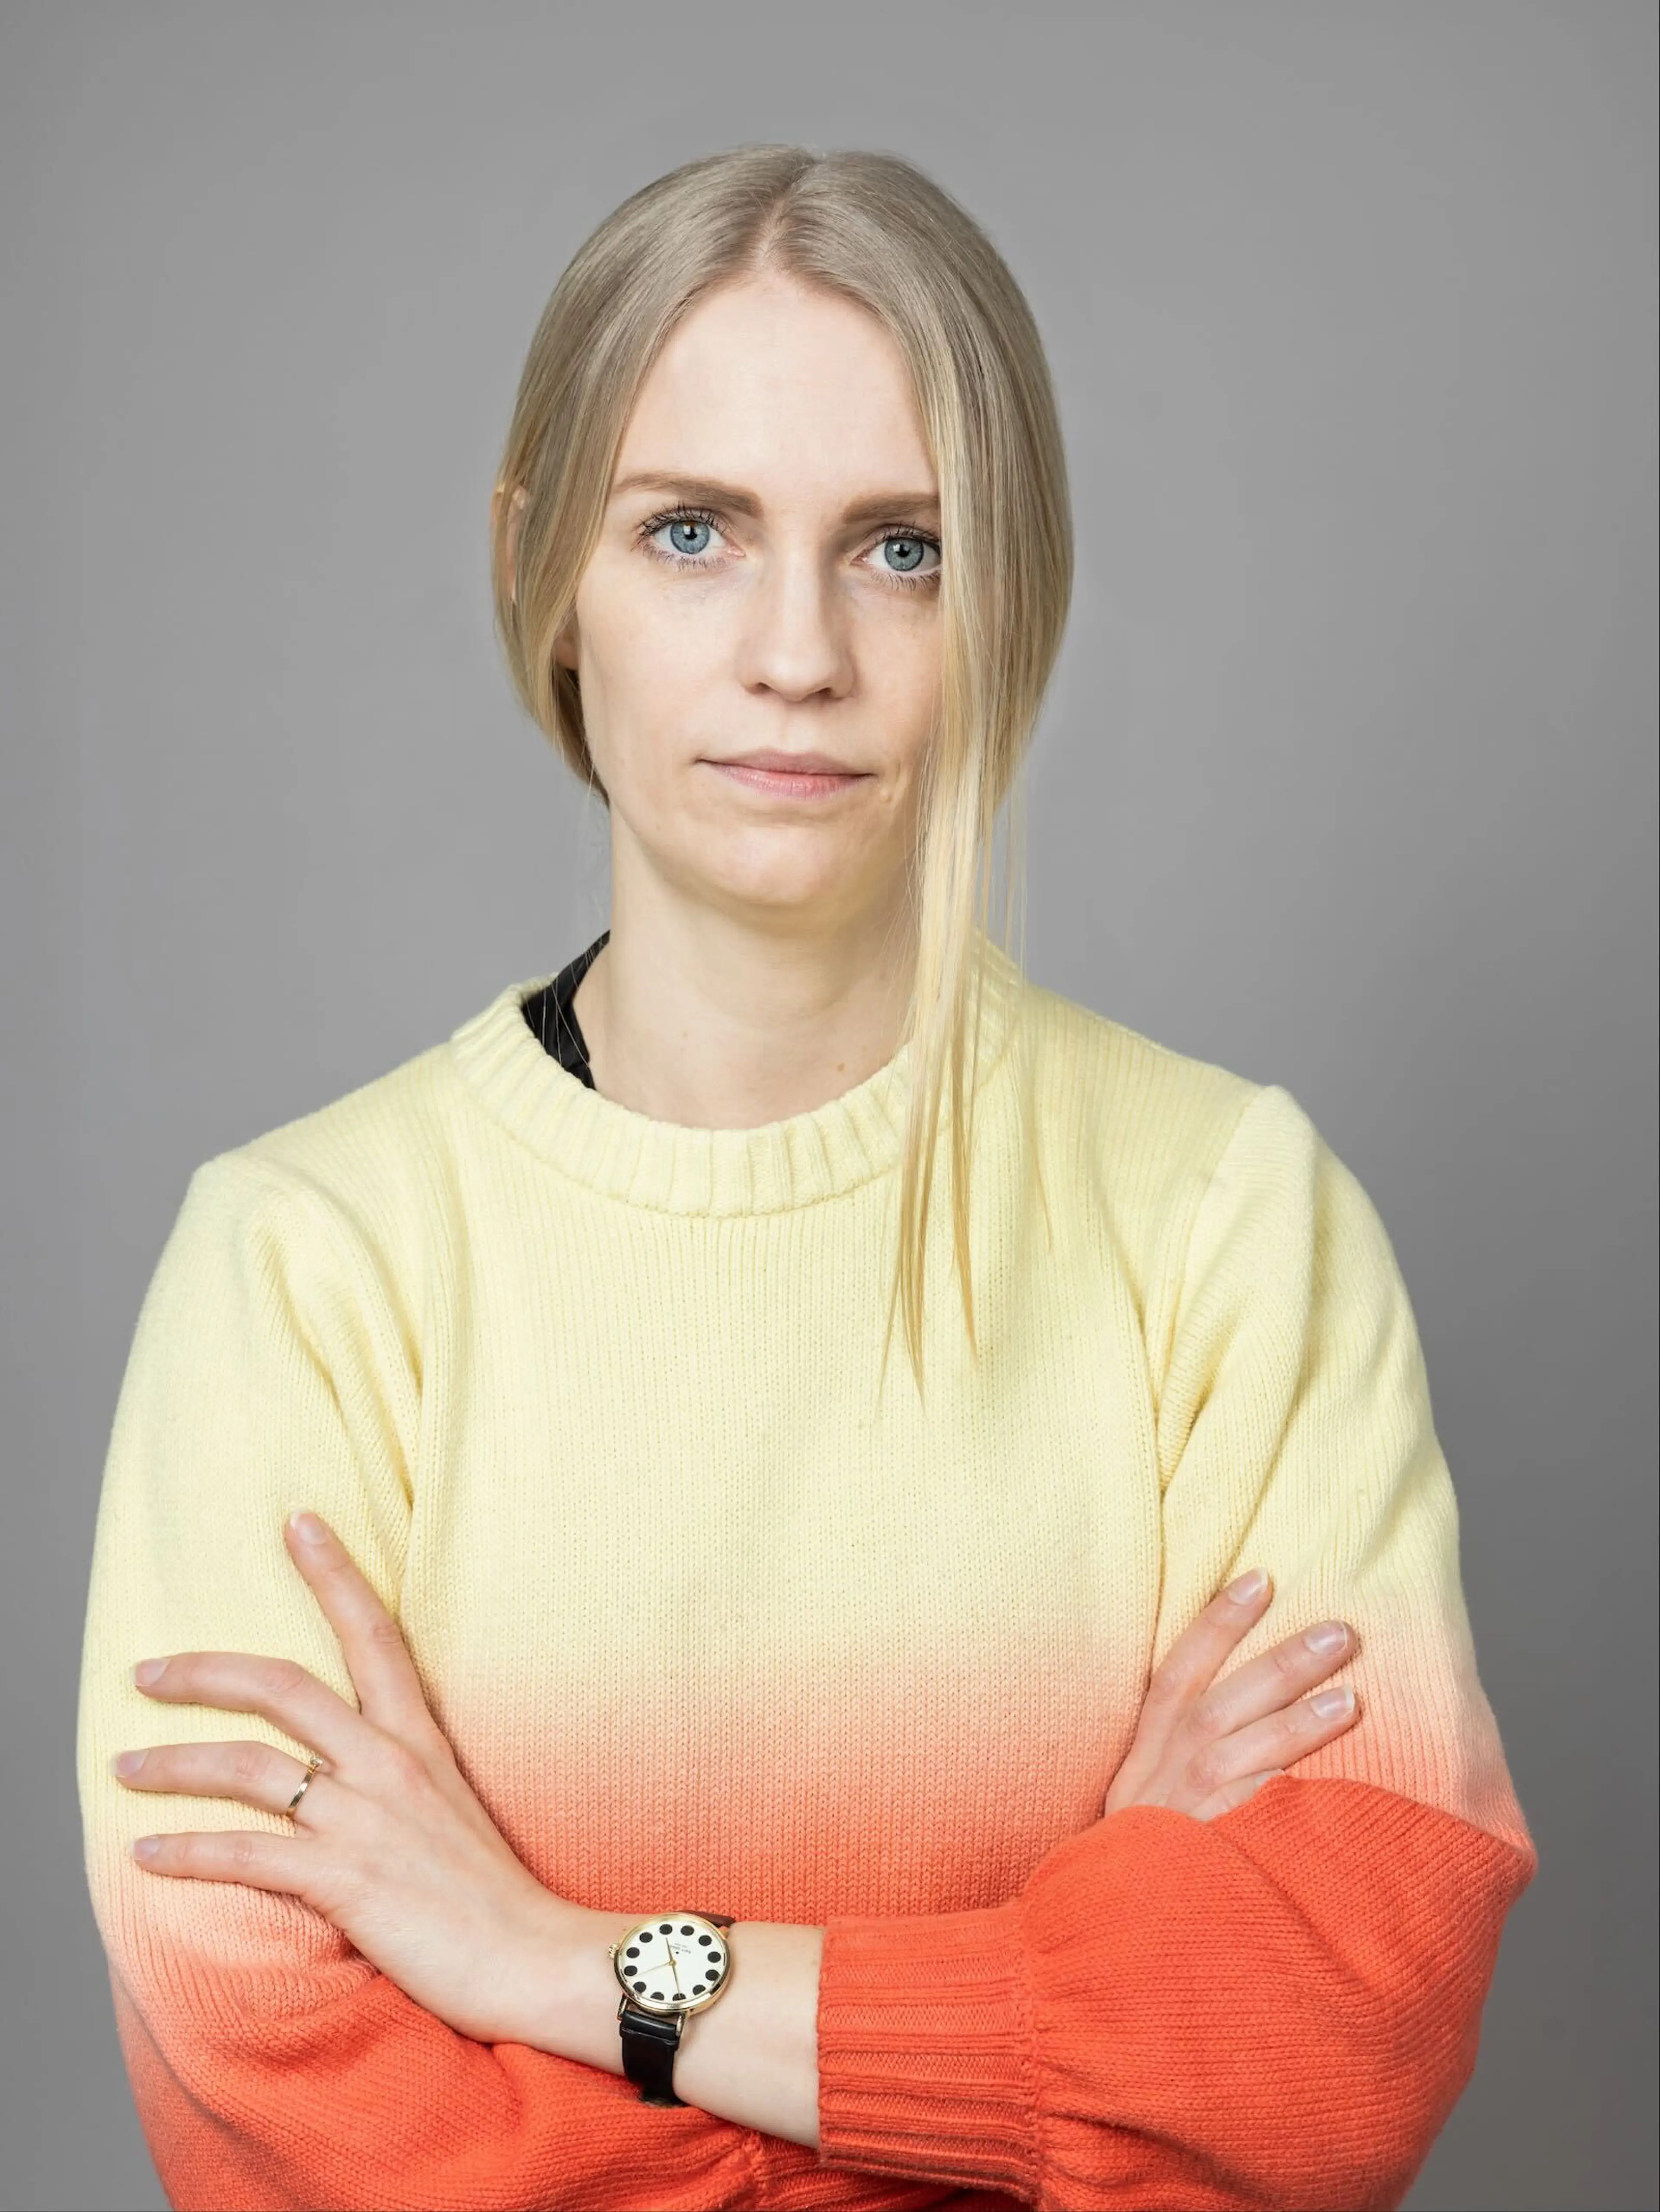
[[870, 618, 943, 753], [576, 584, 722, 769]]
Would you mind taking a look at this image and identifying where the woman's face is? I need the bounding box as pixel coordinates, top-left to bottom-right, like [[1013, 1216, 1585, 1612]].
[[556, 273, 942, 936]]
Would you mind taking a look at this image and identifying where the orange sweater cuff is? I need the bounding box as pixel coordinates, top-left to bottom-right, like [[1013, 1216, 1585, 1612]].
[[815, 1892, 1039, 2198]]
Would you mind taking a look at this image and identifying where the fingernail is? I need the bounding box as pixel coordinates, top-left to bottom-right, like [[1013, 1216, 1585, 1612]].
[[132, 1836, 162, 1860], [133, 1658, 166, 1686], [290, 1510, 328, 1545], [1226, 1568, 1268, 1604], [1304, 1622, 1348, 1654], [1312, 1685, 1354, 1718], [112, 1750, 145, 1777]]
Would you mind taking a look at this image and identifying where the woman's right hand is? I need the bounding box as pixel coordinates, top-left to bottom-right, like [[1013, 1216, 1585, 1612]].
[[1104, 1568, 1362, 1823]]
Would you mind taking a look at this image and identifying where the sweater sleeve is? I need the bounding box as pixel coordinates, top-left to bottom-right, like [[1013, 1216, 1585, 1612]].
[[77, 1155, 766, 2212], [813, 1082, 1539, 2212]]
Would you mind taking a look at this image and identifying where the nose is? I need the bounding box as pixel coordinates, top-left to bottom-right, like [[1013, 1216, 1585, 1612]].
[[734, 543, 854, 704]]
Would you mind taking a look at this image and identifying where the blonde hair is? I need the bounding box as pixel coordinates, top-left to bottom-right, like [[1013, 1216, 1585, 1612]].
[[489, 143, 1073, 1401]]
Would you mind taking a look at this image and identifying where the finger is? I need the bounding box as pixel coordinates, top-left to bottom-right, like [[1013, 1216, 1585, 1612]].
[[284, 1512, 439, 1742], [1142, 1569, 1277, 1721], [113, 1739, 328, 1822], [1111, 1569, 1274, 1801], [127, 1826, 312, 1891], [1184, 1618, 1363, 1745], [133, 1649, 364, 1772], [1179, 1682, 1363, 1816]]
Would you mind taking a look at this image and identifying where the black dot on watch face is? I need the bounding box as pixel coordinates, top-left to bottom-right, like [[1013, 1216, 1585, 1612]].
[[693, 1983, 706, 1994], [696, 1932, 712, 1945], [679, 1924, 694, 1934], [658, 1922, 673, 1933]]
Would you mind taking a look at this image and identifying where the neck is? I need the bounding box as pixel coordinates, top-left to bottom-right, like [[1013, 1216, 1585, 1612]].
[[572, 896, 919, 1131]]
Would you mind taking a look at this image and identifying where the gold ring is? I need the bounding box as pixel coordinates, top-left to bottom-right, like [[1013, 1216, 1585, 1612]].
[[284, 1752, 323, 1815]]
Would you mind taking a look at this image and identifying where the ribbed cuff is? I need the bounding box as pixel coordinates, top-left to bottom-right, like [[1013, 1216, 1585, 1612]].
[[814, 1893, 1039, 2197]]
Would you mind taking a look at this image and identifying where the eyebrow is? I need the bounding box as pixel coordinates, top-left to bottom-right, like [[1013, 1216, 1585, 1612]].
[[608, 471, 941, 526]]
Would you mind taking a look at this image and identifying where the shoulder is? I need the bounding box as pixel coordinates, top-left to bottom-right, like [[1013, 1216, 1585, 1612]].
[[1010, 976, 1396, 1375], [1013, 972, 1299, 1217], [1010, 972, 1375, 1291], [189, 1038, 450, 1217], [1017, 975, 1403, 1294], [170, 985, 518, 1318]]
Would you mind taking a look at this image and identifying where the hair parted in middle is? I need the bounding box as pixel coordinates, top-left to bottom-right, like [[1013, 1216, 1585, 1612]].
[[489, 142, 1074, 1404]]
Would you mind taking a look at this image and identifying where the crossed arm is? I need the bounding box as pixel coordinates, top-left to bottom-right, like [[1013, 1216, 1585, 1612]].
[[109, 1506, 1367, 2159]]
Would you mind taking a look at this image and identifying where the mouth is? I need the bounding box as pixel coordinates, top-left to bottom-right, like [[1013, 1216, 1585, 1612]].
[[701, 755, 871, 799]]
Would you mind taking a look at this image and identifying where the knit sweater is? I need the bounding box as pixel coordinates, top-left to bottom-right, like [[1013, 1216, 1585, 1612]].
[[75, 931, 1538, 2212]]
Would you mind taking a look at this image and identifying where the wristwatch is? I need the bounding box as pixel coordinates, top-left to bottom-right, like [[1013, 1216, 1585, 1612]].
[[607, 1910, 736, 2106]]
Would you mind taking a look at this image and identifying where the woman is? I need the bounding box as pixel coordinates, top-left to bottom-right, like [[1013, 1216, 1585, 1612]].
[[77, 145, 1536, 2212]]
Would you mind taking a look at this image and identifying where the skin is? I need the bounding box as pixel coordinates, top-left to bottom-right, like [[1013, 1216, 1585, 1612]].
[[504, 271, 944, 1130], [113, 273, 1362, 2151]]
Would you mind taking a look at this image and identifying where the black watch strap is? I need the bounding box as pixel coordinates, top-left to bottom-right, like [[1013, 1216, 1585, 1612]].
[[618, 2001, 686, 2106], [618, 1911, 735, 2108]]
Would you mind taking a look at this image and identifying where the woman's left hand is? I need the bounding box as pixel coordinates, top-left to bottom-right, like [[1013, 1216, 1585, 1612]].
[[113, 1508, 574, 2047]]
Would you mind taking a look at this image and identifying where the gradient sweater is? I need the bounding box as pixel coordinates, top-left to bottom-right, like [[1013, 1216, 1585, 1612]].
[[75, 932, 1538, 2212]]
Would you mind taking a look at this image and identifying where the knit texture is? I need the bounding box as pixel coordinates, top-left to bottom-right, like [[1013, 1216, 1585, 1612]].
[[76, 932, 1536, 2211]]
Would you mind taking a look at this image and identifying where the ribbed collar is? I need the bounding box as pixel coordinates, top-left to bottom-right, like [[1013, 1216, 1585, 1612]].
[[447, 929, 1027, 1216]]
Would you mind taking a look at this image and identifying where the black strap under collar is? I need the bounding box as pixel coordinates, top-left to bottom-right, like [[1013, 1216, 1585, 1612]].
[[521, 929, 609, 1089]]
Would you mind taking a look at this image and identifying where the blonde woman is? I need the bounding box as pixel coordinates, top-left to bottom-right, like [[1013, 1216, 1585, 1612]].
[[77, 145, 1536, 2212]]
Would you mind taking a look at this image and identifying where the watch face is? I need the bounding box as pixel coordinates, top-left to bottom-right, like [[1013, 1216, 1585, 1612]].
[[613, 1916, 729, 2015]]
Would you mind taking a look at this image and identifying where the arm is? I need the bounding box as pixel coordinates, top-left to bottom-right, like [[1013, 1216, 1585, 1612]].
[[77, 1156, 771, 2212], [517, 1909, 827, 2149], [792, 1084, 1536, 2210]]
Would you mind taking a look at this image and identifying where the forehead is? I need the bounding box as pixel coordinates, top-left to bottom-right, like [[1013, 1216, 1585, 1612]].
[[613, 276, 936, 505]]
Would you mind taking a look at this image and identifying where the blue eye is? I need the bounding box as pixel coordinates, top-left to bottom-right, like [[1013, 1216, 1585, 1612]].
[[879, 534, 934, 576], [662, 517, 714, 557], [638, 506, 725, 564]]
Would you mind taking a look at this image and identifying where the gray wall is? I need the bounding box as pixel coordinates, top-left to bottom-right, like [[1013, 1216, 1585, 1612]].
[[3, 4, 1653, 2207]]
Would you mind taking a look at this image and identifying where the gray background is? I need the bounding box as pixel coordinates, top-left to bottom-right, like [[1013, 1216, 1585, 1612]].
[[3, 3, 1654, 2208]]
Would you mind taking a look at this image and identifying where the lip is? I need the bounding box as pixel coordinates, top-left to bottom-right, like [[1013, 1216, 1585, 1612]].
[[702, 753, 871, 799], [711, 750, 864, 774]]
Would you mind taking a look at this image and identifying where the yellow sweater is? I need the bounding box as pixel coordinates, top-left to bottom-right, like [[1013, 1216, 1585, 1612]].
[[77, 931, 1536, 2212]]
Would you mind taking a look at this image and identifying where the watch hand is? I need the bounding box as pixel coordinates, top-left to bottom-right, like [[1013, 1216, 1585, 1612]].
[[625, 1932, 686, 1998]]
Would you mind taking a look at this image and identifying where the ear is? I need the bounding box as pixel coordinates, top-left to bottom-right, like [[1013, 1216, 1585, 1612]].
[[492, 481, 530, 606]]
